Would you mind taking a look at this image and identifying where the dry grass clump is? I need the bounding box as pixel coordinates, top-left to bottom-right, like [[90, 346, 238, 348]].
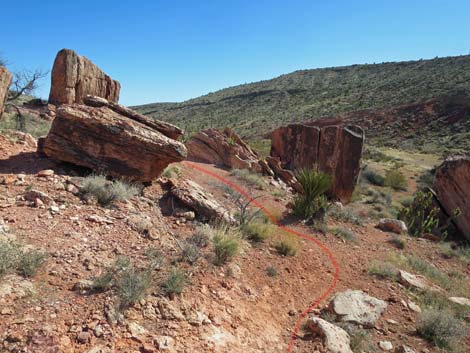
[[82, 175, 139, 207]]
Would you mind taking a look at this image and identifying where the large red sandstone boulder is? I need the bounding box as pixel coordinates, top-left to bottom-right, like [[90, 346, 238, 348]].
[[433, 156, 470, 241], [186, 128, 262, 172], [40, 102, 187, 181], [271, 123, 364, 203], [49, 49, 120, 105], [0, 66, 12, 118]]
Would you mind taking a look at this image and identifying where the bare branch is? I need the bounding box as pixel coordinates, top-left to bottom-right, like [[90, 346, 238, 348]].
[[7, 69, 48, 102]]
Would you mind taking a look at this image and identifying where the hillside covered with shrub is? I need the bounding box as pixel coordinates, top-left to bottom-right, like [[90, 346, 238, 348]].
[[134, 55, 470, 141]]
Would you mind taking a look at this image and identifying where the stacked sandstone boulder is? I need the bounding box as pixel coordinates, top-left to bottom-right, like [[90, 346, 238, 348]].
[[49, 49, 120, 105], [271, 123, 364, 203], [433, 156, 470, 241], [41, 49, 186, 181], [0, 66, 12, 118]]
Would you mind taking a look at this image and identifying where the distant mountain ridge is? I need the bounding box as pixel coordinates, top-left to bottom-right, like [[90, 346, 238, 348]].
[[133, 55, 470, 142]]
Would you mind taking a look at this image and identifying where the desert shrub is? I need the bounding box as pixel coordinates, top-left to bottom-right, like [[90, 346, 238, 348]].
[[161, 165, 182, 178], [363, 170, 385, 186], [0, 112, 51, 138], [116, 266, 151, 310], [0, 241, 21, 278], [145, 248, 165, 270], [241, 221, 274, 243], [0, 241, 46, 278], [274, 234, 299, 256], [417, 309, 467, 350], [388, 236, 406, 249], [82, 175, 139, 207], [440, 243, 470, 264], [398, 190, 440, 237], [17, 249, 47, 278], [311, 221, 329, 234], [230, 169, 266, 189], [333, 227, 357, 242], [328, 207, 364, 226], [161, 268, 187, 297], [368, 260, 398, 280], [266, 266, 277, 277], [180, 242, 200, 264], [348, 327, 376, 352], [384, 169, 407, 191], [212, 227, 240, 265], [188, 226, 211, 248], [293, 168, 331, 219]]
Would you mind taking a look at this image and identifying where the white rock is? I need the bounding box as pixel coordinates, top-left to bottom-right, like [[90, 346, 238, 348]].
[[398, 270, 429, 291], [377, 218, 407, 234], [153, 335, 174, 350], [379, 341, 393, 351], [395, 345, 416, 353], [306, 316, 353, 353], [448, 297, 470, 306], [328, 289, 387, 327], [407, 300, 421, 313]]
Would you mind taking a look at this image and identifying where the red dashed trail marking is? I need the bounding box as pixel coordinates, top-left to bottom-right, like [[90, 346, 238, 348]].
[[184, 161, 340, 353]]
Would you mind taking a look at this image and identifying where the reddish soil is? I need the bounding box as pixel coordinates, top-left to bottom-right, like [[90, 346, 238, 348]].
[[0, 134, 469, 353]]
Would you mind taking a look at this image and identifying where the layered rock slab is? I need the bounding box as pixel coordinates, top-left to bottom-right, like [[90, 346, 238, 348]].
[[41, 104, 187, 181], [0, 66, 12, 118], [433, 156, 470, 241], [271, 123, 364, 203], [186, 128, 262, 172], [49, 49, 121, 105]]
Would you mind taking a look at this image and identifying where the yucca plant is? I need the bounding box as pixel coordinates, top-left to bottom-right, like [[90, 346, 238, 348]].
[[293, 168, 331, 219]]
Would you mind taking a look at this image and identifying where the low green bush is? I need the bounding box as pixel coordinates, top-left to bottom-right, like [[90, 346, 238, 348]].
[[212, 227, 240, 265], [82, 175, 139, 207], [363, 170, 385, 186], [384, 169, 407, 191], [161, 268, 187, 297], [293, 168, 331, 219]]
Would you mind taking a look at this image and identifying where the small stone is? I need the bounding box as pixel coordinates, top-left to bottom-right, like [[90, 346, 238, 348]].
[[34, 198, 44, 208], [379, 341, 393, 351], [377, 218, 407, 234], [77, 331, 91, 344], [94, 325, 104, 337], [306, 316, 353, 353], [386, 319, 398, 325], [49, 205, 60, 214], [153, 336, 174, 350], [395, 345, 417, 353], [407, 300, 421, 313], [37, 169, 55, 177], [448, 297, 470, 307]]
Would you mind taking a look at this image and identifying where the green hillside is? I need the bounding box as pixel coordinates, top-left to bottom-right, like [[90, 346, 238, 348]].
[[134, 55, 470, 139]]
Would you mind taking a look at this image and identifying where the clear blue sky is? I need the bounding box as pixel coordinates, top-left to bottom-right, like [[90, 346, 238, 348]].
[[3, 0, 469, 106]]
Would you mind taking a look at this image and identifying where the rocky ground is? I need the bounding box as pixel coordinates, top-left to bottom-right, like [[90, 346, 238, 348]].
[[1, 133, 469, 353]]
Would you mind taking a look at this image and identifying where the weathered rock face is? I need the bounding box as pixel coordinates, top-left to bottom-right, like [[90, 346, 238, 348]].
[[49, 49, 120, 105], [0, 66, 12, 118], [84, 95, 183, 140], [186, 128, 262, 172], [41, 103, 187, 181], [328, 289, 387, 327], [433, 156, 470, 241], [306, 317, 353, 353], [167, 178, 235, 224], [271, 123, 364, 203]]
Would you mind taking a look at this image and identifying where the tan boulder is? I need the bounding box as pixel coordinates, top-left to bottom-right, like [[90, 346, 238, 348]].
[[0, 66, 12, 118], [49, 49, 120, 105], [41, 103, 187, 181], [433, 156, 470, 241], [186, 128, 262, 172], [270, 123, 364, 203]]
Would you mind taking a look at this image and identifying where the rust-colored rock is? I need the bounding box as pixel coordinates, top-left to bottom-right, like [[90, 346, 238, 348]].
[[167, 178, 235, 223], [41, 103, 187, 181], [186, 128, 262, 172], [84, 95, 183, 140], [49, 49, 120, 105], [265, 156, 302, 193], [0, 66, 12, 118], [433, 156, 470, 241], [270, 123, 364, 203]]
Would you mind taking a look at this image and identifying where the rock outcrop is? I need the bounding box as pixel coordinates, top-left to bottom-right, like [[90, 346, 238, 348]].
[[0, 66, 12, 118], [49, 49, 120, 105], [306, 317, 353, 353], [167, 178, 235, 223], [433, 156, 470, 241], [327, 289, 387, 327], [271, 123, 364, 203], [40, 101, 187, 181], [186, 128, 262, 172]]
